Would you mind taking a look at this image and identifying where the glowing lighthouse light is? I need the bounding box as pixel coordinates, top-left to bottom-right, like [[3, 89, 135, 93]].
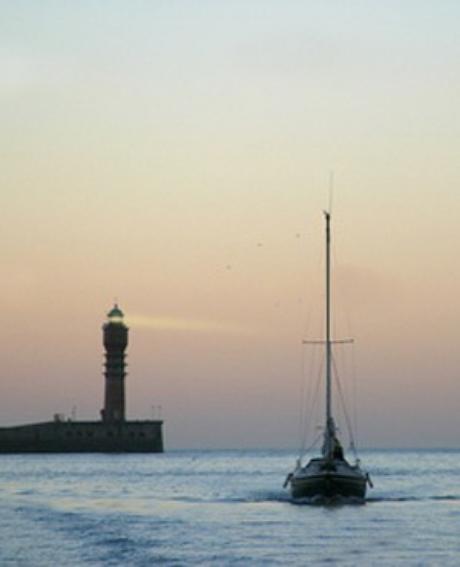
[[107, 303, 124, 325]]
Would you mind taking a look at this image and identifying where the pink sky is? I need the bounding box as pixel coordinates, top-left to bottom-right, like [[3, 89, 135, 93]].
[[1, 1, 460, 448]]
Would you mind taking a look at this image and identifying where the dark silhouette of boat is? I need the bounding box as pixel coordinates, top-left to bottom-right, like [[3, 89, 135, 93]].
[[285, 211, 371, 501]]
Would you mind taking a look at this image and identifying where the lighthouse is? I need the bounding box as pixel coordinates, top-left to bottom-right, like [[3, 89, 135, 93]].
[[101, 304, 128, 422], [0, 301, 163, 452]]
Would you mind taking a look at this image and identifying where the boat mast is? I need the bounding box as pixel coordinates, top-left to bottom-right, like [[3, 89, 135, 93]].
[[325, 211, 332, 425], [324, 210, 336, 454]]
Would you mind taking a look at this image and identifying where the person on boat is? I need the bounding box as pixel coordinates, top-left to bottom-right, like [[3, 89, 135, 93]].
[[332, 437, 344, 460]]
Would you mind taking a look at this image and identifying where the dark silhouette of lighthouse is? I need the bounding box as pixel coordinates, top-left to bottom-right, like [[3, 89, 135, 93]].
[[101, 304, 128, 422]]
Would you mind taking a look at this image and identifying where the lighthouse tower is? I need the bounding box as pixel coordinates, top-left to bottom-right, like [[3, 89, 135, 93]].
[[101, 304, 128, 422]]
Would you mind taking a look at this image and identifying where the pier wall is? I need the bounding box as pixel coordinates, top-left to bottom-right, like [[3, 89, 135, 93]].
[[0, 420, 163, 453]]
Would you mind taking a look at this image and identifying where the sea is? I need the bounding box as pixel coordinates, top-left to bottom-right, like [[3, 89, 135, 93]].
[[1, 449, 459, 566]]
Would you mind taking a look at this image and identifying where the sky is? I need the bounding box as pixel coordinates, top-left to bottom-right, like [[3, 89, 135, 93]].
[[1, 1, 460, 449]]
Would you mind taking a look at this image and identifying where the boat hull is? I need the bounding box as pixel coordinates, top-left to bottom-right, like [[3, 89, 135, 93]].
[[290, 459, 367, 500], [291, 473, 366, 500]]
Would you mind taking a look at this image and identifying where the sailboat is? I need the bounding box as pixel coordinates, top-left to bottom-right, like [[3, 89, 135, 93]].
[[285, 211, 372, 501]]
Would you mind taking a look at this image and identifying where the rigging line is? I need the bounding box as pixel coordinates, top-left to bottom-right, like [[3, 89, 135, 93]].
[[296, 348, 305, 451], [333, 340, 344, 416], [331, 352, 358, 458], [326, 209, 361, 456], [303, 344, 321, 450], [297, 265, 316, 448], [331, 342, 346, 439], [301, 353, 324, 455], [298, 328, 317, 450], [298, 301, 317, 450], [297, 221, 325, 456], [350, 340, 359, 449], [310, 356, 324, 437], [301, 432, 323, 460], [330, 221, 340, 350], [298, 327, 316, 453], [335, 341, 350, 427], [297, 340, 309, 453], [300, 214, 325, 342], [298, 343, 317, 455], [330, 229, 360, 451]]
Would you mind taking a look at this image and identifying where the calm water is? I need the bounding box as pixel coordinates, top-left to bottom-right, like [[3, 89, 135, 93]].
[[1, 449, 459, 565]]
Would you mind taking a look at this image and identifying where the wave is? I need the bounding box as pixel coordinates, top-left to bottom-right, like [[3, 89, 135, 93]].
[[213, 493, 460, 506], [165, 491, 291, 505], [367, 495, 460, 503]]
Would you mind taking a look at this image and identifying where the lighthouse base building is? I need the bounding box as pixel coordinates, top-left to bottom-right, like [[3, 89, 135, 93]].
[[0, 419, 163, 453], [0, 305, 163, 453]]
